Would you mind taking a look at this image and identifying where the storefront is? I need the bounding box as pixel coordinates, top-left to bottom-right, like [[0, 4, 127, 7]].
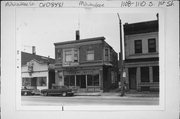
[[56, 67, 102, 92], [54, 36, 119, 92], [124, 61, 159, 92]]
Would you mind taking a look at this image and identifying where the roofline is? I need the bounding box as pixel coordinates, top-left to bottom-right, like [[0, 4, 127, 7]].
[[123, 20, 158, 35], [104, 41, 117, 53], [123, 20, 158, 26], [21, 51, 55, 61], [54, 36, 105, 46], [21, 59, 46, 67]]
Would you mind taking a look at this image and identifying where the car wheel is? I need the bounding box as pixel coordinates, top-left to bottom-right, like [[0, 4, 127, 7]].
[[62, 92, 67, 97], [24, 92, 27, 96], [44, 92, 48, 96]]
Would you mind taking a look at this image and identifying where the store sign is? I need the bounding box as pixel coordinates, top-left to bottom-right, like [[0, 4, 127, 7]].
[[27, 61, 34, 73], [63, 62, 79, 66], [64, 70, 99, 75]]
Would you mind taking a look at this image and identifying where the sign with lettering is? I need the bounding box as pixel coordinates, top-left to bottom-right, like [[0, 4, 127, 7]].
[[64, 70, 99, 75], [27, 61, 34, 73], [3, 0, 176, 8]]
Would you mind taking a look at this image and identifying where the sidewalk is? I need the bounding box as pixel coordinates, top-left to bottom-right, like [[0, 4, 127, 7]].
[[74, 92, 159, 97], [125, 92, 159, 97]]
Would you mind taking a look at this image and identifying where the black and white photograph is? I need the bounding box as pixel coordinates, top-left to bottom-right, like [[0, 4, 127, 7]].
[[16, 9, 160, 106], [1, 1, 179, 119]]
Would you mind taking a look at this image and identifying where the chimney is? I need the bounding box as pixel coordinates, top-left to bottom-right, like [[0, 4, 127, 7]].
[[32, 46, 36, 55], [76, 30, 80, 40]]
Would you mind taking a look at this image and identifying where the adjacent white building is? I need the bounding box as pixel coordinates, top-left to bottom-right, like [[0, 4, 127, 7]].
[[21, 52, 55, 90]]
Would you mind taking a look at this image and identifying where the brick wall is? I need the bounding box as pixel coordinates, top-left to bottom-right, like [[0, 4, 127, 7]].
[[79, 43, 103, 62]]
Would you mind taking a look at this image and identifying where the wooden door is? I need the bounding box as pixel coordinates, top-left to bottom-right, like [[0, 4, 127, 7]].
[[128, 68, 137, 90]]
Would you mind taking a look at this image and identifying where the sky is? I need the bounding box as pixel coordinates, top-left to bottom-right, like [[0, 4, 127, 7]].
[[16, 8, 157, 59]]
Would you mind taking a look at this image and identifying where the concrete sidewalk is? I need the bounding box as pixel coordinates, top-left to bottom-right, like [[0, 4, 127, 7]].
[[74, 92, 159, 97], [74, 92, 101, 96], [125, 92, 159, 97]]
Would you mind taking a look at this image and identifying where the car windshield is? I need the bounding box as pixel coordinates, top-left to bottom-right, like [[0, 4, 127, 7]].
[[22, 86, 35, 90], [52, 85, 68, 89], [61, 86, 68, 89]]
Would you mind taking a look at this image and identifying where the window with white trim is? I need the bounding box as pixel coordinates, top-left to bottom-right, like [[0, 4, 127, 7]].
[[87, 50, 94, 61], [148, 38, 156, 53], [64, 50, 72, 62]]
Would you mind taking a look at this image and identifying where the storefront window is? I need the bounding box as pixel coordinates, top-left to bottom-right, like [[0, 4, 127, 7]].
[[22, 78, 31, 87], [87, 75, 93, 86], [94, 74, 99, 86], [153, 66, 159, 82], [69, 75, 75, 86], [64, 76, 69, 86], [36, 77, 47, 86], [76, 75, 81, 86], [64, 75, 75, 86], [141, 67, 149, 82], [87, 74, 99, 86]]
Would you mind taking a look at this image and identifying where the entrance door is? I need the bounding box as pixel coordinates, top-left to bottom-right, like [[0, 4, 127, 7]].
[[128, 68, 137, 90], [31, 77, 37, 89], [76, 75, 86, 88], [80, 75, 86, 88]]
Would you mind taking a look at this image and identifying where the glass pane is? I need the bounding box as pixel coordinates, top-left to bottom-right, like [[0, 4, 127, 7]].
[[135, 40, 142, 53], [153, 66, 159, 82], [69, 75, 75, 86], [141, 67, 149, 82], [87, 75, 93, 86], [87, 50, 94, 60], [65, 51, 72, 62], [64, 76, 70, 86], [94, 74, 99, 86], [148, 38, 156, 52], [76, 75, 81, 86], [36, 77, 47, 86]]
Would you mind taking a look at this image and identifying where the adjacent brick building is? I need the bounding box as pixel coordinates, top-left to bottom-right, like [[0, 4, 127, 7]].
[[54, 36, 118, 92], [123, 20, 159, 92]]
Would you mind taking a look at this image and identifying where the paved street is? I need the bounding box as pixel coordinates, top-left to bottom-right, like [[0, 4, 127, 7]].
[[21, 95, 159, 106]]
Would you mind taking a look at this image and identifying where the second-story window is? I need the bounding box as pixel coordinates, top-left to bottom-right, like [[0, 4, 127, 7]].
[[64, 50, 72, 62], [57, 49, 61, 60], [87, 50, 94, 61], [63, 48, 79, 66], [105, 48, 109, 61], [148, 38, 156, 53], [74, 49, 78, 62], [134, 40, 142, 54]]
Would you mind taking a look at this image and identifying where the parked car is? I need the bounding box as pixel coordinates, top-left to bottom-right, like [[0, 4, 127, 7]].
[[21, 86, 40, 96], [41, 85, 74, 96]]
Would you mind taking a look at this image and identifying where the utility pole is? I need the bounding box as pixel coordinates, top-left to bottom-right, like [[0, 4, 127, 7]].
[[117, 13, 125, 96]]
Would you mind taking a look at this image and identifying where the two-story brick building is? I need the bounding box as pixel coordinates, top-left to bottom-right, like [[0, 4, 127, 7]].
[[123, 20, 159, 92], [54, 36, 118, 92]]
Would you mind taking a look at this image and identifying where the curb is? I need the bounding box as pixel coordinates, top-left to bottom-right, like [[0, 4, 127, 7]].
[[74, 93, 101, 96], [74, 92, 159, 97]]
